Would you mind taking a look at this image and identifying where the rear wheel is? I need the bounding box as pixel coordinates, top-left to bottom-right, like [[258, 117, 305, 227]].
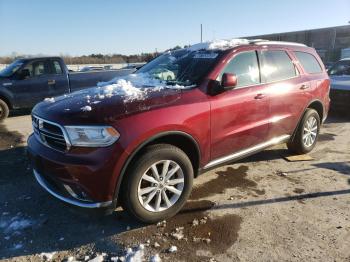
[[0, 99, 9, 121], [287, 108, 320, 154], [122, 144, 193, 223]]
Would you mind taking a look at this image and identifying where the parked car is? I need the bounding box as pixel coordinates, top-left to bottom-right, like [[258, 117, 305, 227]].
[[328, 58, 350, 110], [27, 40, 330, 223], [80, 66, 104, 72], [150, 68, 175, 81], [0, 57, 134, 120]]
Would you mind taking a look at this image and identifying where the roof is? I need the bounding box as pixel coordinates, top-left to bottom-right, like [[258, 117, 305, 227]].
[[187, 38, 307, 52]]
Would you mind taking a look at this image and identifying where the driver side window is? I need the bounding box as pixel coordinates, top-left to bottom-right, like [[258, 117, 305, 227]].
[[218, 51, 260, 88], [21, 61, 46, 78]]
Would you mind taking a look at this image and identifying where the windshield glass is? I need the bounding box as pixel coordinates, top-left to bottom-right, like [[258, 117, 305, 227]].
[[328, 60, 350, 76], [0, 60, 24, 77], [137, 49, 224, 87]]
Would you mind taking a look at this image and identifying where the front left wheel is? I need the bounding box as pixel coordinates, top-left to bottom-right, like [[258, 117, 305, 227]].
[[0, 99, 9, 121], [122, 144, 193, 223]]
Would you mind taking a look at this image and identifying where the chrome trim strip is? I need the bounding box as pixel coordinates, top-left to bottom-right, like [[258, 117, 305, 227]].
[[32, 115, 72, 150], [33, 169, 112, 208], [204, 135, 291, 169]]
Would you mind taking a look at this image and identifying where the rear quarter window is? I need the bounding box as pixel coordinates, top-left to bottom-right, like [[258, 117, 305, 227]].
[[294, 51, 323, 74]]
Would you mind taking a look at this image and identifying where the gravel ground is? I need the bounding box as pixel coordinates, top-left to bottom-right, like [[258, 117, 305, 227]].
[[0, 112, 349, 262]]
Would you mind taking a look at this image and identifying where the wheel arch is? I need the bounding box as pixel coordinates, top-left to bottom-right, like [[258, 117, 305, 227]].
[[113, 131, 201, 204], [0, 93, 12, 110], [291, 99, 324, 140]]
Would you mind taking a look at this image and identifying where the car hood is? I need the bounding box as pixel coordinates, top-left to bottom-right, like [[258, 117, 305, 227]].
[[32, 85, 183, 125]]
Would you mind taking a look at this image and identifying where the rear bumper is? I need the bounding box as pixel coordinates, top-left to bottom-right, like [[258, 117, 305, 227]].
[[33, 169, 112, 208]]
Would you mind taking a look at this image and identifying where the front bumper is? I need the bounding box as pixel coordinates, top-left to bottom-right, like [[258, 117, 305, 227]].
[[27, 133, 126, 208], [33, 169, 112, 208]]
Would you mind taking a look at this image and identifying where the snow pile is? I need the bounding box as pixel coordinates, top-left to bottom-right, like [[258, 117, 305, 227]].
[[150, 254, 161, 262], [40, 252, 57, 261], [81, 105, 92, 112], [188, 38, 250, 51], [96, 73, 189, 103], [125, 244, 145, 262], [44, 97, 55, 103]]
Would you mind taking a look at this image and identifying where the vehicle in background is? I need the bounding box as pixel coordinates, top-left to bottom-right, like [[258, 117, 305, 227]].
[[150, 68, 175, 81], [122, 63, 146, 70], [328, 58, 350, 110], [79, 66, 104, 72], [0, 57, 134, 120], [28, 40, 330, 223], [324, 62, 335, 70]]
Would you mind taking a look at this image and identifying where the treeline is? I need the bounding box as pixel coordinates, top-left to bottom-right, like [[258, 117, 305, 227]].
[[0, 53, 157, 65], [0, 45, 185, 65]]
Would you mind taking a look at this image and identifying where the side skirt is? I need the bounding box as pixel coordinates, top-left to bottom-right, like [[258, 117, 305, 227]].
[[203, 134, 291, 170]]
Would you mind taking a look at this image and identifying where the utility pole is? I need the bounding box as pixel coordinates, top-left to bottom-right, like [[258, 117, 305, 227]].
[[200, 24, 203, 43]]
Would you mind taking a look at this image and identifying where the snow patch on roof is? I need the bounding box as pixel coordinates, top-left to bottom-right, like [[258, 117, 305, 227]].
[[188, 38, 250, 51]]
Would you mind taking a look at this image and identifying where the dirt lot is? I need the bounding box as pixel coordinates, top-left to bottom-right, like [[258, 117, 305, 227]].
[[0, 112, 349, 262]]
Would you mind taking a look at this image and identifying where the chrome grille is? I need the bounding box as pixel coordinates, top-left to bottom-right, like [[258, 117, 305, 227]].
[[32, 115, 69, 151]]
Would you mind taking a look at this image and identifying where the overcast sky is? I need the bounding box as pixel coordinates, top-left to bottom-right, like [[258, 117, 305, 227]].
[[0, 0, 349, 56]]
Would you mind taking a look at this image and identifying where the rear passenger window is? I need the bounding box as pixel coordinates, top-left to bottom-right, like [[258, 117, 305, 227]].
[[261, 50, 297, 82], [294, 52, 322, 74], [218, 51, 260, 88], [52, 60, 63, 74]]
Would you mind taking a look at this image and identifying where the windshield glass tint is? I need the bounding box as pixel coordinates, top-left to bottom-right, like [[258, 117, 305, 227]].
[[0, 60, 24, 77], [137, 49, 224, 86]]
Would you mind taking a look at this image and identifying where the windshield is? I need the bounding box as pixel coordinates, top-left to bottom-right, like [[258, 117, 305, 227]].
[[0, 60, 24, 78], [137, 49, 225, 87], [328, 60, 350, 76]]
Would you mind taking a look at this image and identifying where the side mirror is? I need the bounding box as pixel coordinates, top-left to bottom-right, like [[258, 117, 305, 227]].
[[18, 69, 30, 80], [221, 73, 237, 90]]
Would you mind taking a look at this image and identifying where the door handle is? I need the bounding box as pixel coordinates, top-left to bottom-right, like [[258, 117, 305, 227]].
[[300, 84, 309, 90], [254, 93, 266, 99], [48, 80, 56, 85]]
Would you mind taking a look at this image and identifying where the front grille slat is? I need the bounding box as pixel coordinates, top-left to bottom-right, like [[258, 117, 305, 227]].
[[32, 115, 68, 152]]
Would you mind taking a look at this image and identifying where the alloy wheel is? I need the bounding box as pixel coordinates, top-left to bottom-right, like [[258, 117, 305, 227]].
[[303, 116, 318, 147], [137, 160, 184, 212]]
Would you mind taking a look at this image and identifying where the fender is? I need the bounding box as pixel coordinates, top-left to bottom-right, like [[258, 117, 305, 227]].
[[290, 99, 324, 140], [112, 130, 201, 205], [0, 89, 14, 109]]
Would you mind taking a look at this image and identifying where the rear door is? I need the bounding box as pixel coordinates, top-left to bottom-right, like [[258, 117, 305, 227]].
[[260, 49, 309, 140], [47, 59, 70, 96], [11, 59, 51, 107], [210, 49, 270, 162]]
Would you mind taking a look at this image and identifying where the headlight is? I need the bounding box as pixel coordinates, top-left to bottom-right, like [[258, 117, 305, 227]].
[[65, 126, 120, 147]]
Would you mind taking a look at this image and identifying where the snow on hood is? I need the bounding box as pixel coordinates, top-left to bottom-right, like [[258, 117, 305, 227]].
[[41, 73, 185, 115], [188, 38, 250, 52]]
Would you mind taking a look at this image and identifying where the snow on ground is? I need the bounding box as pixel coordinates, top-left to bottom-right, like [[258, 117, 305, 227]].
[[188, 38, 250, 51]]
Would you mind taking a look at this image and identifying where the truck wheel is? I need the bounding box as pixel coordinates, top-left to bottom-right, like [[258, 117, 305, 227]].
[[122, 144, 193, 223], [287, 108, 320, 154], [0, 99, 9, 121]]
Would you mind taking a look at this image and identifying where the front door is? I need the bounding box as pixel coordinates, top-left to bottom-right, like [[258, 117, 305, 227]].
[[12, 59, 51, 108], [210, 50, 270, 162]]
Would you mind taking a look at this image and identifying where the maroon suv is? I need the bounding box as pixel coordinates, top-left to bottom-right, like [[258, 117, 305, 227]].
[[28, 39, 330, 223]]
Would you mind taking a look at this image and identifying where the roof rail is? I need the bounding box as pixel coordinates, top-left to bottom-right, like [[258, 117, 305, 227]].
[[252, 40, 307, 47]]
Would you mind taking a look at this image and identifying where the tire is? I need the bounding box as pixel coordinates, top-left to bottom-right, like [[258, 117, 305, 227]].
[[0, 99, 9, 121], [122, 144, 193, 223], [287, 108, 320, 154]]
